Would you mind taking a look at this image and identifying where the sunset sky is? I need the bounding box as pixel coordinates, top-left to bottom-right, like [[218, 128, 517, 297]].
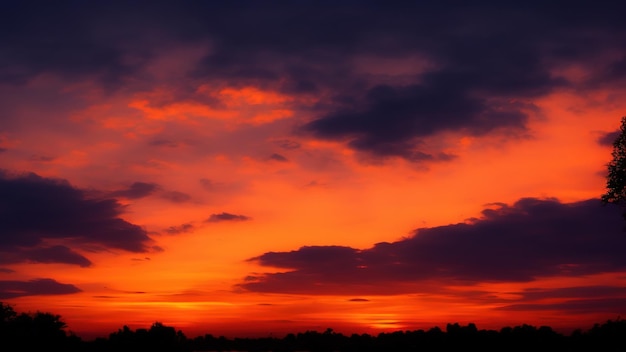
[[2, 1, 626, 339]]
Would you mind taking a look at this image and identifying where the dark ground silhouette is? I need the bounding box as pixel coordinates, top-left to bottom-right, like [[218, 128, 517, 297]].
[[1, 302, 624, 351]]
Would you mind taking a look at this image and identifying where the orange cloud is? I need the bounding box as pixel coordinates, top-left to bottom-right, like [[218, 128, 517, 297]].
[[127, 86, 297, 125], [128, 99, 237, 121], [217, 86, 293, 106]]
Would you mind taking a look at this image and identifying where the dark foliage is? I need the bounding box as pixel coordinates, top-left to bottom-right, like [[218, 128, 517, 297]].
[[602, 116, 626, 219], [0, 302, 82, 351], [1, 302, 625, 351]]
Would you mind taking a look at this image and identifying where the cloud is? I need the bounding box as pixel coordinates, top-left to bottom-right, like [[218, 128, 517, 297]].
[[499, 298, 626, 314], [206, 212, 250, 222], [110, 182, 159, 199], [0, 278, 81, 299], [0, 172, 154, 266], [2, 2, 625, 161], [348, 298, 369, 302], [269, 153, 288, 162], [242, 198, 626, 295], [22, 245, 92, 267], [111, 183, 192, 203], [472, 285, 626, 314], [0, 2, 160, 88], [598, 130, 620, 146], [303, 84, 530, 161], [164, 223, 195, 235]]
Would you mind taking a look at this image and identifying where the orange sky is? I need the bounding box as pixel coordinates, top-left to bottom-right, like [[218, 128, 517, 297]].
[[1, 2, 626, 340]]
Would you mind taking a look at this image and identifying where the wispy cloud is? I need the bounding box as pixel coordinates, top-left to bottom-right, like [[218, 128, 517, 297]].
[[206, 213, 251, 223]]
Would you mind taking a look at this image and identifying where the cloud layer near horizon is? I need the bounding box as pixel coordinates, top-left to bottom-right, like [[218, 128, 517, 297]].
[[0, 278, 81, 299], [243, 198, 625, 295]]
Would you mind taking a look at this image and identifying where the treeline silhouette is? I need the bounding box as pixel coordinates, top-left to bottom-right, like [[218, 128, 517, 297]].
[[1, 302, 624, 351]]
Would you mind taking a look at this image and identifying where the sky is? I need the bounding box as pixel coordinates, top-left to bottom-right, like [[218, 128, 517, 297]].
[[2, 0, 626, 339]]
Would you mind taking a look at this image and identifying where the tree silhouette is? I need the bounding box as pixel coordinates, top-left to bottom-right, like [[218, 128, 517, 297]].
[[0, 302, 82, 351], [602, 116, 626, 218], [0, 302, 16, 323], [3, 301, 626, 351]]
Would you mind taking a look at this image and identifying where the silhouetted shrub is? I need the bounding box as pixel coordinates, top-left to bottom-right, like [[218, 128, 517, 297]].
[[3, 301, 626, 352]]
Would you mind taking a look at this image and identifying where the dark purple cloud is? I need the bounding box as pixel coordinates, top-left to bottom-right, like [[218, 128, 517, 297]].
[[518, 286, 626, 302], [269, 153, 288, 162], [110, 182, 159, 199], [111, 183, 192, 203], [2, 2, 625, 161], [242, 198, 626, 295], [23, 245, 92, 267], [0, 2, 163, 88], [149, 139, 181, 148], [483, 285, 626, 315], [0, 172, 153, 266], [499, 298, 626, 314], [303, 84, 530, 161], [598, 130, 620, 147], [0, 278, 81, 299], [206, 212, 250, 223]]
